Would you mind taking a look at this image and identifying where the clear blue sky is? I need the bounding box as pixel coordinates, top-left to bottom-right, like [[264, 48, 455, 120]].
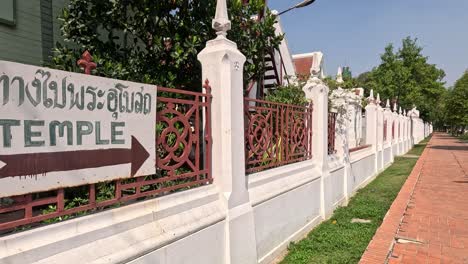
[[268, 0, 468, 86]]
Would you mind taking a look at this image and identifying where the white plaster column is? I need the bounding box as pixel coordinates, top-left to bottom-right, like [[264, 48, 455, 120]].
[[408, 107, 422, 144], [330, 88, 348, 159], [409, 117, 413, 146], [365, 90, 378, 174], [406, 113, 412, 148], [391, 103, 398, 156], [409, 117, 414, 146], [402, 111, 406, 151], [347, 104, 357, 148], [396, 114, 401, 154], [384, 99, 394, 162], [403, 111, 408, 152], [401, 112, 406, 152], [330, 85, 352, 203], [303, 76, 330, 218], [407, 115, 411, 149], [376, 94, 384, 171], [198, 1, 257, 263]]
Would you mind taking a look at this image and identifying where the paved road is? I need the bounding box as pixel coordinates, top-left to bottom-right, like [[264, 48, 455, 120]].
[[361, 133, 468, 264]]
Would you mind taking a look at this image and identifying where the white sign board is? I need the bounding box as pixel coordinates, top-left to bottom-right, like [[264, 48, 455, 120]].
[[0, 61, 156, 197]]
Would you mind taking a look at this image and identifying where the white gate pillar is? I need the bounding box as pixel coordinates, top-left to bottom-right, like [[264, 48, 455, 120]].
[[303, 75, 330, 218], [365, 90, 378, 175], [198, 1, 257, 263], [376, 94, 384, 171], [383, 99, 394, 163], [330, 86, 352, 204]]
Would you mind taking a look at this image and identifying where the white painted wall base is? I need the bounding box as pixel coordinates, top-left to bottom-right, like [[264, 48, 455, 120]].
[[0, 137, 418, 264]]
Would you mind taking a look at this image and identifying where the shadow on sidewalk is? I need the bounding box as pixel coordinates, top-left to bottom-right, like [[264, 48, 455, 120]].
[[453, 181, 468, 184], [429, 145, 468, 151]]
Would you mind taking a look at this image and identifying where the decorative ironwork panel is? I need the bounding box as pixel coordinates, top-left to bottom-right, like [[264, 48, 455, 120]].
[[384, 120, 388, 141], [349, 145, 371, 153], [0, 84, 212, 233], [244, 98, 313, 173], [328, 112, 337, 155], [156, 85, 212, 187]]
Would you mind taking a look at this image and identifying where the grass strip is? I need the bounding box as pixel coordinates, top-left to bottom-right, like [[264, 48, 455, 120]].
[[458, 134, 468, 142], [280, 143, 428, 264], [406, 144, 425, 156]]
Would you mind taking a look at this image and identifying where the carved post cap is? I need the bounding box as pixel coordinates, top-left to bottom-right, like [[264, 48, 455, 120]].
[[336, 67, 344, 84], [212, 0, 231, 36]]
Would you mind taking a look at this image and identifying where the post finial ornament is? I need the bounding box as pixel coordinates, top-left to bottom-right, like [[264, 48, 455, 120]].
[[310, 52, 324, 79], [77, 50, 97, 75], [385, 99, 390, 109], [368, 89, 375, 104], [336, 67, 344, 84], [376, 93, 381, 105], [213, 0, 231, 37]]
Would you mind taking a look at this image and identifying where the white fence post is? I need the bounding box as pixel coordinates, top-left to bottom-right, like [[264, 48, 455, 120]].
[[198, 1, 257, 263], [406, 112, 409, 147], [365, 90, 378, 175], [303, 75, 330, 218], [392, 102, 398, 156], [376, 94, 384, 171], [384, 99, 394, 163], [330, 86, 352, 203]]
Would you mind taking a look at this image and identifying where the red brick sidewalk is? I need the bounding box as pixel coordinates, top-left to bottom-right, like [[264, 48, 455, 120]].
[[360, 133, 468, 264]]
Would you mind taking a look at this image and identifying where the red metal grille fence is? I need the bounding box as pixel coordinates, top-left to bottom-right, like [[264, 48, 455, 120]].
[[0, 84, 212, 233], [349, 145, 371, 153], [244, 98, 313, 173], [384, 120, 388, 141], [328, 112, 337, 155]]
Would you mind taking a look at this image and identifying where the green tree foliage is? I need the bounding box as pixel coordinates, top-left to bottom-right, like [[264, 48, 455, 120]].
[[431, 88, 449, 130], [51, 0, 283, 90], [342, 66, 352, 80], [265, 81, 308, 106], [355, 71, 370, 89], [323, 76, 359, 91], [363, 37, 446, 121], [444, 70, 468, 133]]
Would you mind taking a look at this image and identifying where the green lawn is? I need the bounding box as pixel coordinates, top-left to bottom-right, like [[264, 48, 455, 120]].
[[458, 134, 468, 142], [420, 135, 432, 144], [279, 146, 426, 264], [406, 144, 426, 156], [406, 135, 432, 156]]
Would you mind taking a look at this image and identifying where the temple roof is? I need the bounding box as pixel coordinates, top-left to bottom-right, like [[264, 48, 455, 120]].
[[292, 53, 314, 80]]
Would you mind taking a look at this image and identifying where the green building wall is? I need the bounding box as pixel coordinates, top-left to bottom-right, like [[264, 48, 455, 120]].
[[0, 0, 66, 66]]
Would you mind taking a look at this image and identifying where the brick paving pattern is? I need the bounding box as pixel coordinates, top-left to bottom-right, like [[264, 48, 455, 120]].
[[360, 133, 468, 264]]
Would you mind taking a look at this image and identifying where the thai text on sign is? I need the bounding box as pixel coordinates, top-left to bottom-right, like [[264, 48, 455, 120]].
[[0, 61, 156, 197]]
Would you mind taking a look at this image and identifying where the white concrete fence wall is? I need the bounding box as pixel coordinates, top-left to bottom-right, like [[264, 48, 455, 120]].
[[0, 2, 433, 263], [0, 69, 428, 264]]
